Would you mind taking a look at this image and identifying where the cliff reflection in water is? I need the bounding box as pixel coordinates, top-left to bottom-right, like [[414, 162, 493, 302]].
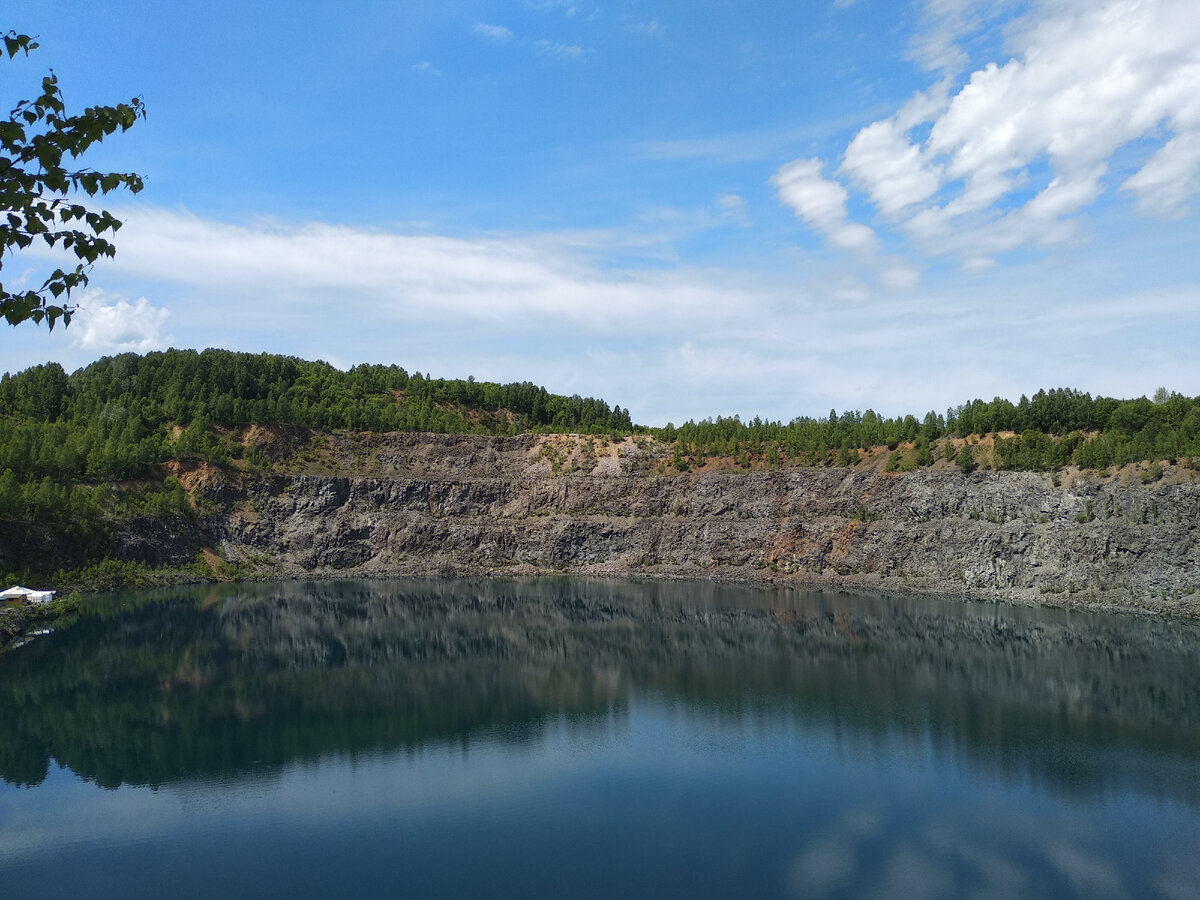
[[1, 577, 1197, 802]]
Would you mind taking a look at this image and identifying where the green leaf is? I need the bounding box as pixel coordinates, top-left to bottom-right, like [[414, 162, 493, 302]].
[[1, 33, 145, 328]]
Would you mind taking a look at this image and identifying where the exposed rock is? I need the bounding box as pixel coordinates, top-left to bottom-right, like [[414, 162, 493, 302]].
[[153, 433, 1200, 617]]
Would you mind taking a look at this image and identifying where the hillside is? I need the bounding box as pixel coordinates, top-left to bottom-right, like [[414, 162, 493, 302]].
[[1, 430, 1196, 621], [1, 350, 1199, 618]]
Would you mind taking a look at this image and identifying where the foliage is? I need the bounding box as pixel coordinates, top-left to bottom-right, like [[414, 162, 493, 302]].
[[885, 448, 915, 472], [66, 557, 159, 591], [0, 349, 634, 481], [650, 386, 1200, 474], [1, 347, 1198, 583], [955, 444, 977, 474], [0, 349, 636, 574], [1, 31, 146, 328], [3, 352, 1199, 484]]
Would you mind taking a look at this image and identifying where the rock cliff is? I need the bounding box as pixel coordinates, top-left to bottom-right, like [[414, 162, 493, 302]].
[[157, 432, 1200, 617]]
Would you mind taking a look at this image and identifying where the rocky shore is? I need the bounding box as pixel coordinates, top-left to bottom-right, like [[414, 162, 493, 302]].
[[4, 431, 1195, 622], [143, 432, 1200, 618]]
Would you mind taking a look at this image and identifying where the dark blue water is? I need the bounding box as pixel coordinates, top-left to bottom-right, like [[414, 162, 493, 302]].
[[1, 578, 1198, 898]]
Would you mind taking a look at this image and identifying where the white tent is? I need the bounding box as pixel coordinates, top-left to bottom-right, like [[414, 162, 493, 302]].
[[0, 585, 56, 605]]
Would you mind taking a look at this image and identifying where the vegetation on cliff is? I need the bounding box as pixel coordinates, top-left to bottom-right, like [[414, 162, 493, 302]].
[[0, 348, 632, 519], [0, 349, 633, 587], [1, 348, 1197, 591], [653, 387, 1200, 473]]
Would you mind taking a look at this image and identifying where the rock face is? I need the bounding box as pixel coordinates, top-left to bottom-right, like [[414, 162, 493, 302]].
[[167, 433, 1200, 617]]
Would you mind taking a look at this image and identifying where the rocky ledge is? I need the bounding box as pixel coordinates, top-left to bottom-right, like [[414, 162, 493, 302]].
[[152, 432, 1200, 618]]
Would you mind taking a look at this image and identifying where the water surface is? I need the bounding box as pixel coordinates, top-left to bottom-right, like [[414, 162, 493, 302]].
[[1, 578, 1198, 898]]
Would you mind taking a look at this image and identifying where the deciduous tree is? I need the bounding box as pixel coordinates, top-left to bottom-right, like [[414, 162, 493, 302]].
[[1, 31, 146, 328]]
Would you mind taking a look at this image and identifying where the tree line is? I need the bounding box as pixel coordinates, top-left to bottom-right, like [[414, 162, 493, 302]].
[[650, 387, 1200, 472], [0, 348, 634, 489], [2, 351, 1197, 496]]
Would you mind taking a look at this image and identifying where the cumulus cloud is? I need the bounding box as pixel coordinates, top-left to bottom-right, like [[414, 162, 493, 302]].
[[841, 118, 941, 218], [776, 0, 1200, 262], [69, 292, 171, 353], [771, 159, 877, 251]]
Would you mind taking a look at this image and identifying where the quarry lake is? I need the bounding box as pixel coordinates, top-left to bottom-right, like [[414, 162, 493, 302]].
[[1, 578, 1198, 898]]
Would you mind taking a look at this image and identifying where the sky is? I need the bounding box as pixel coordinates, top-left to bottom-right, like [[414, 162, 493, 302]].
[[2, 0, 1198, 426]]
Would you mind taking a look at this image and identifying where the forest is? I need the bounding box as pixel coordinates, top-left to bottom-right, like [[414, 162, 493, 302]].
[[0, 348, 632, 525], [655, 386, 1200, 474], [1, 348, 1198, 533]]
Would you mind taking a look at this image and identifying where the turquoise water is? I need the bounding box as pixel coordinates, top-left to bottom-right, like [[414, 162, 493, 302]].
[[1, 578, 1198, 898]]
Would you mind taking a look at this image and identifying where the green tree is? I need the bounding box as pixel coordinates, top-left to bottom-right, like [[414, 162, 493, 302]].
[[914, 434, 933, 467], [1, 31, 146, 328], [956, 444, 977, 474]]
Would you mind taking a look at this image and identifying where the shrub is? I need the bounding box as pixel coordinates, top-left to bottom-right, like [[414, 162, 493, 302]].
[[956, 445, 977, 474]]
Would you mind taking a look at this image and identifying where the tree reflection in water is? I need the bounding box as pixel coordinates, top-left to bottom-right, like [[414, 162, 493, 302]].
[[1, 577, 1196, 803]]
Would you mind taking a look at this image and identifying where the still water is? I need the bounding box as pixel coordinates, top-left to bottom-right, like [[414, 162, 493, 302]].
[[1, 578, 1198, 898]]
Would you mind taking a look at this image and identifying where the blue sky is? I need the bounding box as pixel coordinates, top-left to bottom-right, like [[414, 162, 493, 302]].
[[3, 0, 1198, 425]]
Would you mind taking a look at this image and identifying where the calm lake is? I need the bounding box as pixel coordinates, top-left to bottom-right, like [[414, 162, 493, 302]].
[[1, 578, 1198, 898]]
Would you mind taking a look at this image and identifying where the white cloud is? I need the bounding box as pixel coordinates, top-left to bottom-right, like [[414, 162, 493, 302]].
[[960, 255, 996, 271], [1122, 132, 1200, 218], [878, 264, 921, 292], [7, 208, 1198, 426], [94, 209, 762, 334], [413, 61, 441, 77], [473, 23, 514, 43], [771, 159, 877, 251], [840, 118, 941, 218], [642, 134, 785, 165], [907, 0, 1020, 75], [621, 16, 663, 37], [715, 193, 750, 226], [534, 39, 587, 60], [529, 0, 586, 17], [474, 23, 589, 61], [783, 0, 1200, 263], [640, 109, 899, 165], [69, 291, 171, 353], [832, 276, 872, 302]]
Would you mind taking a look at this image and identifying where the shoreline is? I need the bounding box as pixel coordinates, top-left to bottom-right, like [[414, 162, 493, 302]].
[[5, 558, 1193, 657]]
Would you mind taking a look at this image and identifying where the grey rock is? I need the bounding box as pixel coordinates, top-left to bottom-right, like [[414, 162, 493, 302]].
[[156, 434, 1200, 617]]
